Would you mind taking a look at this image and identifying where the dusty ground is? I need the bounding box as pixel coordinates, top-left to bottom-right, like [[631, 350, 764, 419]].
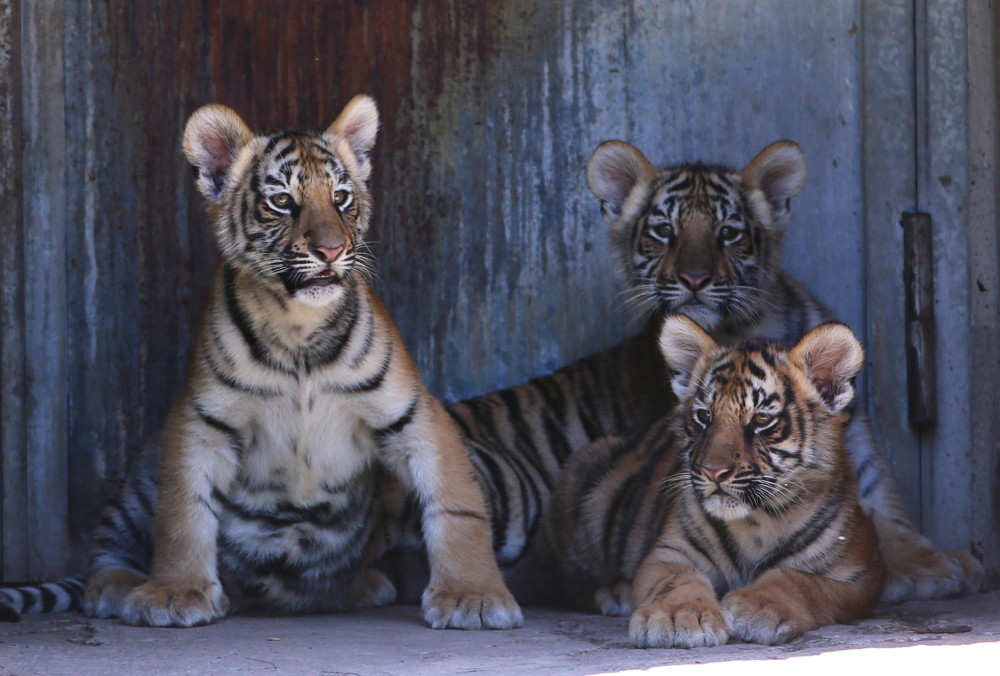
[[1, 589, 998, 675]]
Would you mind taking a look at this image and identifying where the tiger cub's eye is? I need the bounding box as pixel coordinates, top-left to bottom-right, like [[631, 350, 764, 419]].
[[719, 225, 742, 243], [753, 411, 776, 428], [652, 222, 674, 239], [693, 409, 712, 427], [333, 190, 350, 206], [270, 193, 293, 209]]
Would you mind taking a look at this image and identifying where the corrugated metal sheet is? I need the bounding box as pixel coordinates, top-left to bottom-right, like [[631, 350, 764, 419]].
[[0, 0, 996, 580]]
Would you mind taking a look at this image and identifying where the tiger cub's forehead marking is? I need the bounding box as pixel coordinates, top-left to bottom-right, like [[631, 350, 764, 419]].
[[700, 349, 785, 411], [256, 132, 347, 187], [648, 165, 743, 220]]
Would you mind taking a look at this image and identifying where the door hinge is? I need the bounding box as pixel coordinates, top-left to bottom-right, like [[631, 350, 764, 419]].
[[901, 211, 936, 429]]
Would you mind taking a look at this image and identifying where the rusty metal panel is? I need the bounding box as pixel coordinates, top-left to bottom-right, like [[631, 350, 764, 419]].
[[373, 0, 867, 402], [0, 0, 26, 581], [966, 0, 1000, 575], [18, 0, 70, 579], [915, 0, 997, 559], [861, 0, 922, 528]]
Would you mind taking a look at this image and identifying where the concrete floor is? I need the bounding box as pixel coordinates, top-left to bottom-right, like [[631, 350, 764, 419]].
[[1, 589, 998, 675]]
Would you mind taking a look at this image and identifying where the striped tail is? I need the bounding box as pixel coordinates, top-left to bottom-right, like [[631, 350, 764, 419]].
[[0, 574, 86, 621]]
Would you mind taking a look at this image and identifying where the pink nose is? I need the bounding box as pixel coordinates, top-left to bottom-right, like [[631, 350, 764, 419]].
[[313, 244, 345, 263], [700, 465, 732, 484], [679, 272, 711, 291]]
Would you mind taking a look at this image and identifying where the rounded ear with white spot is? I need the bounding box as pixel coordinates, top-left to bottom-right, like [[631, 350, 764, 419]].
[[790, 322, 864, 413], [183, 104, 253, 202], [587, 140, 656, 221], [326, 94, 379, 180], [741, 140, 806, 226], [658, 315, 718, 400]]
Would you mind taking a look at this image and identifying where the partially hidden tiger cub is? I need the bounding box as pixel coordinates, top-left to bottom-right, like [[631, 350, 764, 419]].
[[453, 139, 983, 604], [540, 315, 886, 647], [0, 96, 521, 630]]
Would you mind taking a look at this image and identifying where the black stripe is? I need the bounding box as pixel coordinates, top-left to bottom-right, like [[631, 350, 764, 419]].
[[306, 286, 360, 371], [575, 371, 606, 442], [38, 585, 58, 612], [324, 343, 393, 394], [753, 479, 847, 576], [703, 512, 744, 577], [223, 265, 292, 374], [193, 400, 243, 460], [468, 445, 512, 553], [496, 389, 551, 488], [374, 398, 418, 442], [346, 310, 376, 368], [205, 350, 281, 398], [427, 508, 488, 522]]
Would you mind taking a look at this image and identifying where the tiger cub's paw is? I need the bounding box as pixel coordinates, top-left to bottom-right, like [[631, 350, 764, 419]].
[[722, 589, 807, 645], [120, 578, 229, 627], [878, 520, 985, 602], [346, 568, 398, 609], [83, 568, 147, 619], [629, 600, 728, 649], [421, 581, 523, 630], [595, 581, 633, 616]]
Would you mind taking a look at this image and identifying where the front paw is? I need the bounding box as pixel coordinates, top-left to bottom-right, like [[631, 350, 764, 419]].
[[422, 582, 523, 630], [120, 578, 228, 627], [629, 600, 727, 648], [595, 581, 633, 616], [722, 589, 806, 645]]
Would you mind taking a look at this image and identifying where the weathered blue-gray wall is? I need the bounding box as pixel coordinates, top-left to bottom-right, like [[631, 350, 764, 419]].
[[1, 0, 997, 580]]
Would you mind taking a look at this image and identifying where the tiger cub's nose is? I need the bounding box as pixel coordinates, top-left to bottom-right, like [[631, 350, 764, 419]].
[[698, 464, 733, 484], [312, 244, 345, 263], [679, 271, 711, 291]]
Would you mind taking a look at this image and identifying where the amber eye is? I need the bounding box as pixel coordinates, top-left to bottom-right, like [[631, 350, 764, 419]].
[[693, 409, 712, 427], [719, 225, 742, 244], [333, 189, 350, 206], [270, 193, 293, 209], [652, 222, 674, 239], [753, 411, 777, 430]]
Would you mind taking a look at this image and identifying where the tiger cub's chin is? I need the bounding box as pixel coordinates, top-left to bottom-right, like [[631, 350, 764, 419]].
[[699, 493, 753, 521]]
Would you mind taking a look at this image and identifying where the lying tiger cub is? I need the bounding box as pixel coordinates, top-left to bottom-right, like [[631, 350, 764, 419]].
[[540, 315, 885, 647]]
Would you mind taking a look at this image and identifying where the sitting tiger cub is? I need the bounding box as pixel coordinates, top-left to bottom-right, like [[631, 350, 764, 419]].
[[1, 96, 521, 630], [540, 315, 885, 647]]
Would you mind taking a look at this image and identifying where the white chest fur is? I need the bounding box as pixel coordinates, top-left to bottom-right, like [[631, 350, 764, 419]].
[[234, 378, 376, 506]]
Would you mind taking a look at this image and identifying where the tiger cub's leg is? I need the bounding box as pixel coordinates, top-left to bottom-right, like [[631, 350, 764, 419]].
[[722, 566, 882, 645], [83, 438, 159, 619], [844, 415, 985, 601], [629, 557, 727, 649], [380, 394, 522, 630], [119, 405, 235, 627]]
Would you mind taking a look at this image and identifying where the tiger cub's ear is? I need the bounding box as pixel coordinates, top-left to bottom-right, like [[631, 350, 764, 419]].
[[741, 140, 807, 226], [790, 322, 864, 413], [183, 104, 253, 202], [658, 315, 718, 401], [326, 94, 379, 181], [587, 140, 656, 221]]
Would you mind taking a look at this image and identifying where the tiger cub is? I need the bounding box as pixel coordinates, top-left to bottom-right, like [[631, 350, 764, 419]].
[[1, 96, 521, 629], [540, 315, 885, 647]]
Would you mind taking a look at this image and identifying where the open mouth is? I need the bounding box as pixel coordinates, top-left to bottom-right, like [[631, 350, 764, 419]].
[[301, 270, 340, 288]]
